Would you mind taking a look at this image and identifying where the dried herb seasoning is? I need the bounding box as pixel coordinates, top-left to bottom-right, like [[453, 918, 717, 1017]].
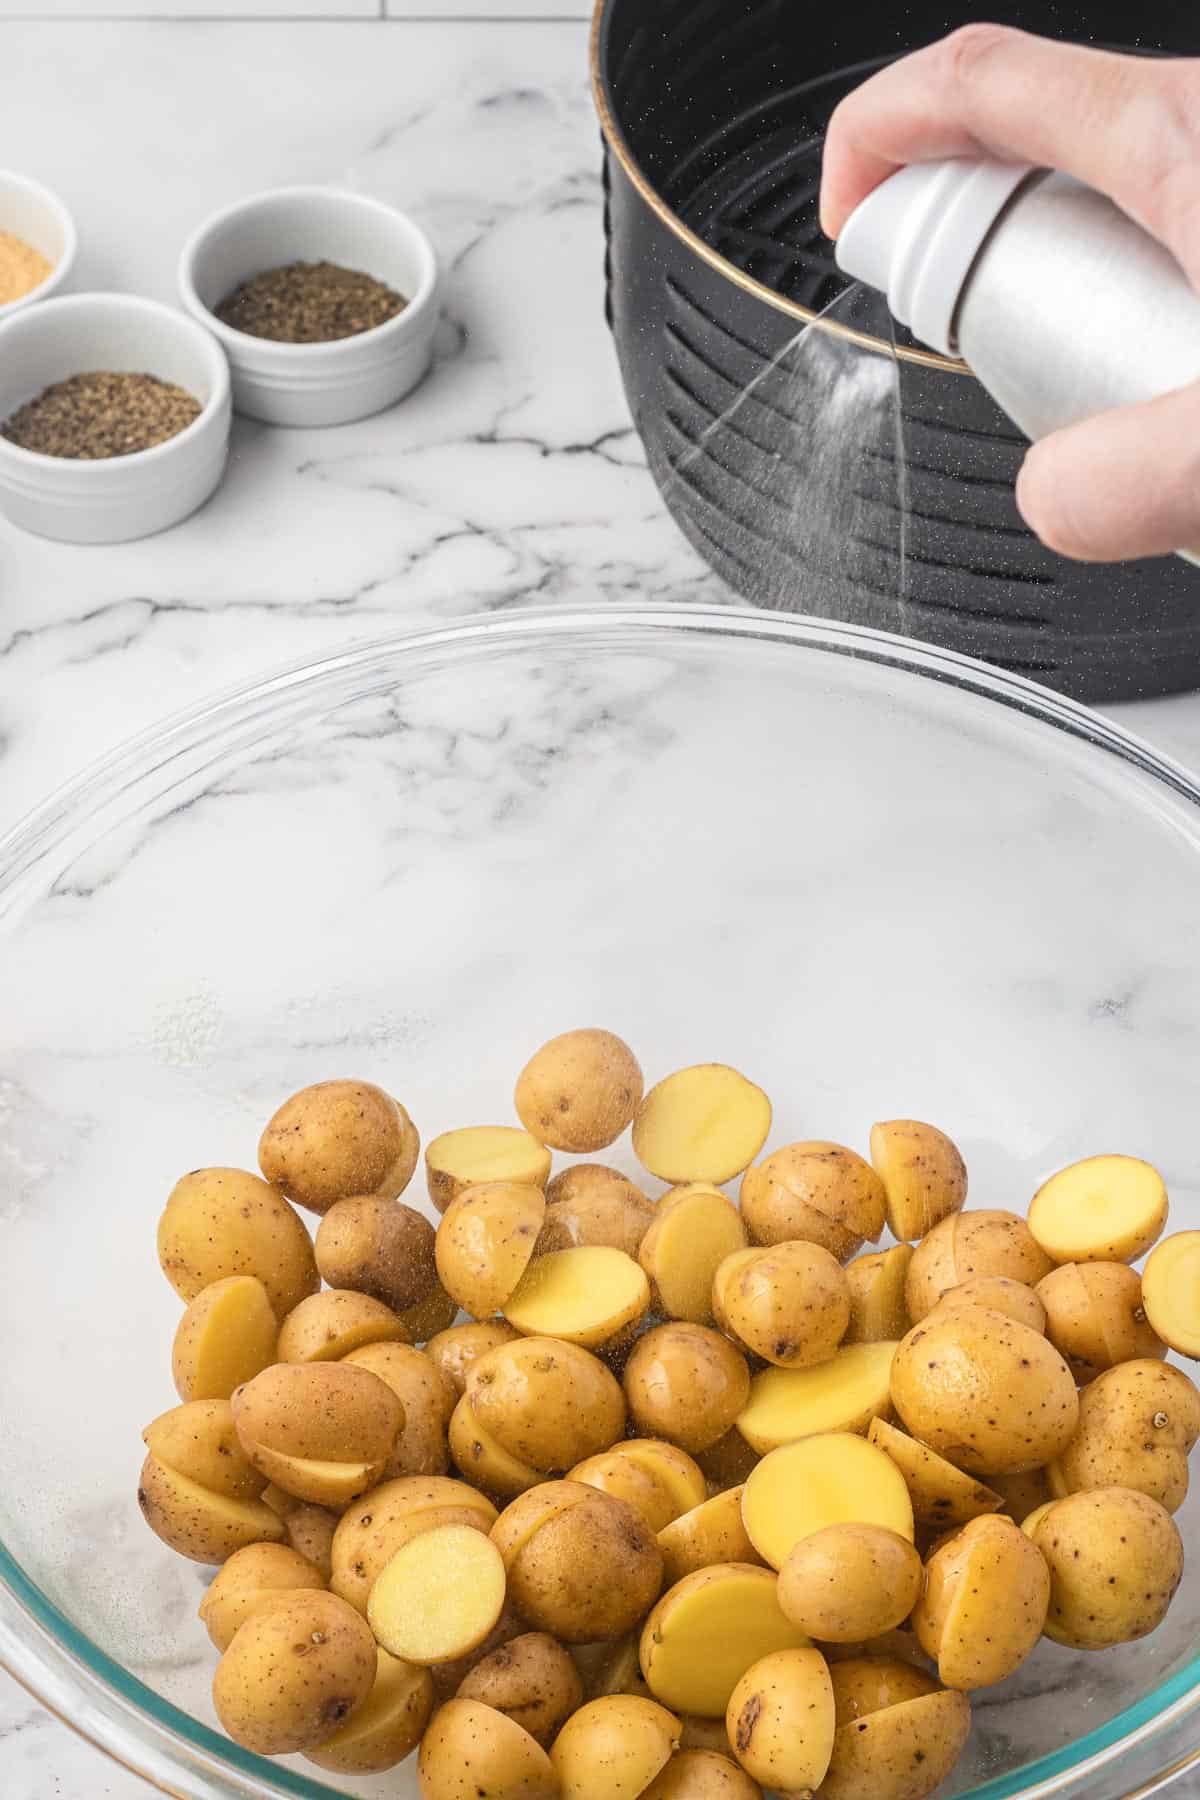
[[214, 259, 407, 344], [1, 371, 202, 459]]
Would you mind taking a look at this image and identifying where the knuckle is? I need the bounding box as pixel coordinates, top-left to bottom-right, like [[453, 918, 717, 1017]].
[[1015, 452, 1086, 558], [937, 23, 1021, 90]]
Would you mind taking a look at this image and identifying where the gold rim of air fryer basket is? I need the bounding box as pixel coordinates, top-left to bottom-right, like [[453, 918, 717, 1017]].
[[588, 0, 968, 374]]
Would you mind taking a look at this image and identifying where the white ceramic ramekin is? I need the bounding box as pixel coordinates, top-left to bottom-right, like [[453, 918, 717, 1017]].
[[0, 171, 77, 321], [0, 293, 231, 543], [177, 186, 441, 427]]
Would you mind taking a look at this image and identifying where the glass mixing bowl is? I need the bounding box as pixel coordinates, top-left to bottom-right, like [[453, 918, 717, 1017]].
[[1, 604, 1199, 1800]]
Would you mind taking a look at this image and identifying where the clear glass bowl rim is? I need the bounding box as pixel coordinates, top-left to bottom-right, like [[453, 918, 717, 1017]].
[[2, 599, 1199, 1800]]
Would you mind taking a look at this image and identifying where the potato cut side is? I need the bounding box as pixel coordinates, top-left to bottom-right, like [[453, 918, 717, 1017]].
[[425, 1125, 551, 1215], [172, 1276, 278, 1402], [640, 1564, 809, 1717], [868, 1417, 1002, 1527], [870, 1120, 967, 1242], [368, 1522, 507, 1665], [1029, 1154, 1168, 1264], [741, 1433, 914, 1570], [305, 1648, 434, 1776], [633, 1064, 772, 1185], [819, 1690, 972, 1800], [639, 1184, 747, 1324], [845, 1245, 913, 1344], [658, 1487, 762, 1585], [504, 1246, 650, 1347], [247, 1449, 383, 1509], [619, 1442, 708, 1519], [1142, 1231, 1200, 1356], [142, 1399, 265, 1501], [137, 1454, 285, 1564], [735, 1341, 897, 1455], [726, 1646, 835, 1793]]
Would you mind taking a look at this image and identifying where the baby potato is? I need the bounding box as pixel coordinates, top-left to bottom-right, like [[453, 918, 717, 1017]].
[[137, 1453, 285, 1564], [867, 1418, 1001, 1528], [726, 1647, 835, 1793], [696, 1430, 760, 1490], [430, 1606, 528, 1706], [437, 1182, 547, 1320], [305, 1647, 434, 1776], [639, 1184, 747, 1324], [890, 1309, 1078, 1476], [777, 1524, 922, 1643], [466, 1336, 626, 1474], [314, 1194, 438, 1313], [929, 1276, 1047, 1335], [284, 1506, 338, 1580], [212, 1588, 377, 1755], [742, 1433, 914, 1571], [427, 1321, 522, 1396], [713, 1240, 850, 1368], [1141, 1229, 1200, 1357], [395, 1278, 459, 1346], [157, 1168, 318, 1319], [259, 1079, 419, 1216], [332, 1476, 498, 1614], [740, 1142, 886, 1261], [828, 1658, 938, 1723], [905, 1209, 1054, 1322], [845, 1245, 913, 1344], [1049, 1358, 1200, 1512], [641, 1749, 761, 1799], [344, 1341, 455, 1478], [368, 1522, 507, 1665], [426, 1125, 552, 1216], [640, 1565, 810, 1717], [505, 1246, 650, 1349], [449, 1394, 544, 1498], [625, 1323, 751, 1453], [142, 1399, 266, 1501], [540, 1165, 656, 1257], [735, 1341, 897, 1454], [232, 1361, 404, 1507], [515, 1028, 644, 1154], [869, 1120, 967, 1243], [657, 1487, 762, 1585], [457, 1632, 583, 1746], [820, 1687, 971, 1800], [1025, 1486, 1183, 1649], [172, 1276, 278, 1402], [199, 1542, 326, 1652], [551, 1695, 679, 1799], [418, 1697, 559, 1800], [570, 1441, 706, 1534], [634, 1064, 771, 1186], [912, 1514, 1049, 1689], [492, 1481, 663, 1643], [277, 1289, 406, 1363], [1036, 1261, 1164, 1382], [1029, 1154, 1168, 1265]]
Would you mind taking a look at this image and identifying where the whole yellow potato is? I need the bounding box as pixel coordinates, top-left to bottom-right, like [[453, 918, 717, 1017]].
[[157, 1168, 318, 1319], [657, 1487, 763, 1585], [551, 1694, 680, 1799], [867, 1418, 1001, 1528], [844, 1245, 913, 1344], [516, 1028, 644, 1154], [491, 1480, 663, 1643], [740, 1142, 886, 1260], [276, 1288, 406, 1363], [819, 1687, 972, 1800], [344, 1340, 455, 1478], [625, 1324, 751, 1453], [436, 1181, 547, 1319], [869, 1120, 967, 1243], [912, 1514, 1049, 1688], [635, 1064, 771, 1186], [1049, 1358, 1200, 1512], [426, 1320, 522, 1397], [641, 1749, 761, 1799], [199, 1542, 326, 1651], [640, 1184, 747, 1324], [305, 1647, 434, 1776], [465, 1336, 626, 1474], [570, 1440, 706, 1534], [258, 1079, 419, 1216], [639, 1565, 809, 1717], [418, 1698, 559, 1800], [713, 1240, 850, 1367], [284, 1505, 338, 1579], [1036, 1261, 1164, 1382], [1029, 1154, 1168, 1265], [1025, 1486, 1183, 1649], [457, 1632, 584, 1746], [314, 1194, 438, 1313], [212, 1588, 376, 1754], [726, 1647, 834, 1793], [425, 1125, 552, 1216], [929, 1276, 1046, 1335], [828, 1658, 938, 1723], [905, 1209, 1054, 1322], [777, 1524, 922, 1642], [331, 1476, 497, 1614], [142, 1399, 266, 1501], [890, 1308, 1078, 1475], [172, 1275, 278, 1402], [540, 1165, 656, 1257], [137, 1453, 284, 1564], [231, 1360, 404, 1506]]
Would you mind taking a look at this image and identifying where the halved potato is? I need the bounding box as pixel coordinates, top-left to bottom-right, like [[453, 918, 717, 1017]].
[[735, 1342, 896, 1455], [504, 1246, 650, 1348], [740, 1142, 885, 1261], [172, 1276, 278, 1402], [640, 1564, 810, 1717], [658, 1487, 762, 1585], [869, 1120, 967, 1242], [367, 1522, 507, 1665], [634, 1065, 771, 1185], [1029, 1155, 1168, 1265], [867, 1418, 1002, 1528], [435, 1181, 547, 1319], [1142, 1230, 1200, 1357], [741, 1433, 913, 1570], [640, 1184, 747, 1324], [845, 1246, 913, 1344], [425, 1126, 551, 1216]]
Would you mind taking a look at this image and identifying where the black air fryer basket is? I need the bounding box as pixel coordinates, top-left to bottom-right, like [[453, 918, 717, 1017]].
[[593, 2, 1200, 701]]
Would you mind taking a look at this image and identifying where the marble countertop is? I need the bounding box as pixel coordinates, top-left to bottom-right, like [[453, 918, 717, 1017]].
[[3, 13, 1200, 1799]]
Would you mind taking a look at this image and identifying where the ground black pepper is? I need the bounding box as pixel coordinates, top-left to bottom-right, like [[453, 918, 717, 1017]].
[[215, 260, 407, 344], [1, 371, 202, 459]]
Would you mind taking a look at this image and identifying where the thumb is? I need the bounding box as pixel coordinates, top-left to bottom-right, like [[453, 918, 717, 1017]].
[[1016, 381, 1200, 563]]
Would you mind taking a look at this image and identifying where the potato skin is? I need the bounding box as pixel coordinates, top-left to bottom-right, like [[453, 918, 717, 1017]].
[[551, 1695, 680, 1799], [344, 1340, 455, 1478], [827, 1658, 938, 1724], [276, 1289, 406, 1363], [625, 1324, 751, 1453], [418, 1697, 560, 1800], [571, 1441, 706, 1535], [890, 1308, 1078, 1476], [516, 1029, 644, 1154], [845, 1245, 913, 1345], [713, 1241, 850, 1368], [930, 1276, 1046, 1335], [492, 1481, 664, 1643], [436, 1182, 547, 1319], [778, 1525, 922, 1643], [905, 1210, 1054, 1322], [1050, 1359, 1200, 1512], [231, 1361, 404, 1504], [427, 1321, 522, 1397], [740, 1142, 886, 1261], [305, 1647, 435, 1775], [172, 1275, 278, 1402], [869, 1120, 967, 1243], [212, 1589, 377, 1755], [725, 1647, 835, 1793], [819, 1689, 971, 1800], [315, 1194, 437, 1313], [1026, 1486, 1184, 1649], [157, 1168, 318, 1319], [199, 1543, 326, 1652], [867, 1417, 1001, 1528], [284, 1506, 338, 1580], [457, 1632, 584, 1745], [1036, 1262, 1165, 1383], [658, 1488, 762, 1585], [641, 1749, 761, 1798], [912, 1514, 1049, 1689], [258, 1079, 418, 1216], [466, 1336, 626, 1473], [540, 1166, 656, 1257], [142, 1399, 266, 1501], [137, 1453, 285, 1564]]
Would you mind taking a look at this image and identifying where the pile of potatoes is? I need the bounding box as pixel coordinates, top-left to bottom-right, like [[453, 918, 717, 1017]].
[[139, 1032, 1200, 1800]]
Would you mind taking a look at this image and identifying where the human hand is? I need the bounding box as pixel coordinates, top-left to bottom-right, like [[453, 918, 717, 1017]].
[[820, 26, 1200, 562]]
